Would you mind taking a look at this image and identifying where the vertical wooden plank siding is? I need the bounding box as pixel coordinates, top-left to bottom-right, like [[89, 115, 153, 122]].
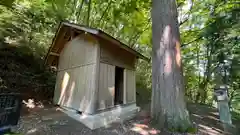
[[93, 40, 100, 113], [123, 70, 127, 104], [54, 34, 98, 114], [98, 63, 115, 110], [133, 70, 136, 102], [124, 69, 136, 103], [58, 35, 97, 71], [53, 71, 65, 104], [99, 40, 136, 70]]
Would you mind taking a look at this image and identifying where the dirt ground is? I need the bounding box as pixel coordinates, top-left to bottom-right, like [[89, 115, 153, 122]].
[[12, 103, 239, 135]]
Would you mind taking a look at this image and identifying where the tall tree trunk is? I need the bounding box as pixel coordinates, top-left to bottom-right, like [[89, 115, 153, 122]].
[[86, 0, 92, 26], [76, 0, 85, 22], [197, 46, 201, 101], [151, 0, 191, 130], [196, 44, 213, 103], [200, 44, 213, 103]]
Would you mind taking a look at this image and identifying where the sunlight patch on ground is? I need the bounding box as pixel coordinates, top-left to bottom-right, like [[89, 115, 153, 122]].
[[131, 123, 160, 135], [192, 113, 203, 119], [206, 115, 220, 121], [26, 128, 37, 134], [211, 112, 219, 116], [23, 99, 44, 109], [23, 99, 35, 108], [79, 113, 88, 119], [198, 124, 222, 135], [56, 107, 63, 111]]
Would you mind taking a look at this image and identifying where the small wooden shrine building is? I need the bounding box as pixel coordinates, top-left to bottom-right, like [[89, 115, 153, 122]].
[[45, 21, 148, 129]]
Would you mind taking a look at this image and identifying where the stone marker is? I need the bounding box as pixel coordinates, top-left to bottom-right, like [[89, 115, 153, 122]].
[[214, 85, 236, 134]]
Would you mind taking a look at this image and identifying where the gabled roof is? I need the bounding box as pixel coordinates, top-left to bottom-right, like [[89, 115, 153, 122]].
[[45, 21, 149, 66]]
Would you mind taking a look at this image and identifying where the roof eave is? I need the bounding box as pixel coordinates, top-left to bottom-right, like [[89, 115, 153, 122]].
[[62, 21, 99, 35], [44, 21, 150, 66], [44, 21, 63, 65], [62, 21, 150, 61]]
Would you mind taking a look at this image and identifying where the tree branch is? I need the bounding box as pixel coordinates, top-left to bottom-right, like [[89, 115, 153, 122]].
[[179, 0, 193, 26], [181, 36, 202, 47], [128, 23, 150, 47], [229, 89, 238, 109], [98, 0, 113, 27], [129, 27, 149, 47]]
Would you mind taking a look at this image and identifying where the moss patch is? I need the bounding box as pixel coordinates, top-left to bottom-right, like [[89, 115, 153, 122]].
[[150, 117, 197, 134]]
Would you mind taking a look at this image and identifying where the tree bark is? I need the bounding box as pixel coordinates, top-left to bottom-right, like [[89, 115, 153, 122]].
[[151, 0, 191, 130]]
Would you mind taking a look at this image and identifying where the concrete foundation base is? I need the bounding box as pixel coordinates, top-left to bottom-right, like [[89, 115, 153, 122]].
[[61, 104, 140, 130]]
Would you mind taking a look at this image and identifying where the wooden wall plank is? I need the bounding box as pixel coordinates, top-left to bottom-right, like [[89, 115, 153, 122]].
[[54, 34, 99, 114], [125, 69, 136, 103], [58, 35, 98, 71], [53, 71, 64, 104], [54, 33, 138, 114], [133, 71, 136, 102], [99, 39, 136, 70], [97, 63, 115, 110], [123, 70, 127, 104], [70, 67, 80, 108], [55, 64, 97, 111]]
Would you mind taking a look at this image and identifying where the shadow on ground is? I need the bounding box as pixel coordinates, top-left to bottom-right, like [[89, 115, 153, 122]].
[[12, 102, 239, 135], [14, 107, 157, 135], [187, 103, 237, 135]]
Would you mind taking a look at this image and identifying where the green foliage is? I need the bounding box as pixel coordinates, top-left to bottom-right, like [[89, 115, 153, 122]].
[[0, 46, 56, 98], [4, 133, 21, 135], [150, 114, 197, 133], [3, 131, 22, 135], [181, 0, 240, 106], [0, 1, 58, 58], [0, 0, 15, 7], [165, 113, 192, 133], [167, 123, 197, 133]]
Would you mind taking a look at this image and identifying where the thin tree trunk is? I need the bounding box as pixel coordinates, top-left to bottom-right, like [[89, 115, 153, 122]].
[[197, 46, 201, 101], [71, 0, 81, 23], [151, 0, 191, 130], [200, 44, 213, 103], [98, 0, 112, 27], [86, 0, 92, 26], [229, 89, 236, 110], [179, 0, 193, 26], [76, 0, 85, 22], [128, 24, 150, 47], [196, 44, 212, 103]]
